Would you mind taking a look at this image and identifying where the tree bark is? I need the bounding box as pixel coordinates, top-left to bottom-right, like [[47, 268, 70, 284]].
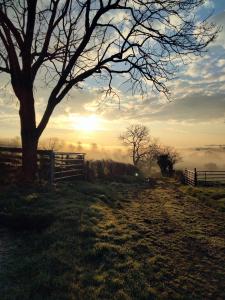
[[19, 89, 38, 182]]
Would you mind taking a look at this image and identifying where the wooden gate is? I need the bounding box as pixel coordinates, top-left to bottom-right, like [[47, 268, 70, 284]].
[[52, 152, 85, 183], [0, 147, 85, 184], [184, 168, 197, 186]]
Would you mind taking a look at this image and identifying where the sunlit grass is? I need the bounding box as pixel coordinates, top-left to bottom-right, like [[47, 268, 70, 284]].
[[180, 185, 225, 212], [0, 178, 224, 299]]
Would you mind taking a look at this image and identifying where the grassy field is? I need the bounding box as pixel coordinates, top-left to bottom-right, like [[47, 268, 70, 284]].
[[0, 178, 224, 300], [180, 185, 225, 212]]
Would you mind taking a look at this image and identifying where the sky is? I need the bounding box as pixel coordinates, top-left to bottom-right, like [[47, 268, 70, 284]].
[[0, 0, 225, 152]]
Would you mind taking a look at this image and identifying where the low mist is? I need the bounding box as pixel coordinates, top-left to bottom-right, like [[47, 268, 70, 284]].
[[177, 147, 225, 171], [1, 136, 225, 172]]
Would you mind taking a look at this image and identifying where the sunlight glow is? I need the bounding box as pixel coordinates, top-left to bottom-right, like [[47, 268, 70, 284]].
[[71, 115, 101, 132]]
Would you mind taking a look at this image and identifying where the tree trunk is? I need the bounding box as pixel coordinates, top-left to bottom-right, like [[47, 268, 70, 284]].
[[21, 131, 38, 182], [19, 89, 38, 182]]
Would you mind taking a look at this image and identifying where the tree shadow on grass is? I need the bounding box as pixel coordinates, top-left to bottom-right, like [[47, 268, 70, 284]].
[[0, 182, 111, 300]]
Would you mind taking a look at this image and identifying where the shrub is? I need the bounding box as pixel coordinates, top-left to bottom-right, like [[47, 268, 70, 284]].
[[86, 160, 140, 181]]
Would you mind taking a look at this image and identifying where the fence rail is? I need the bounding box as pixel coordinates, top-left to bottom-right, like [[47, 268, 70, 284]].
[[197, 171, 225, 183], [0, 147, 86, 184], [184, 168, 225, 186], [53, 152, 85, 183]]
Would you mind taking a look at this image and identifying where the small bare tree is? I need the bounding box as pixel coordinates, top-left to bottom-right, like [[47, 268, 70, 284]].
[[140, 139, 160, 174], [120, 124, 150, 166], [39, 137, 64, 151], [0, 0, 218, 181]]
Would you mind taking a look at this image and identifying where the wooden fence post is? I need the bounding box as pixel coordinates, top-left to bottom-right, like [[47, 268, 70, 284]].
[[50, 151, 55, 185], [194, 168, 197, 186]]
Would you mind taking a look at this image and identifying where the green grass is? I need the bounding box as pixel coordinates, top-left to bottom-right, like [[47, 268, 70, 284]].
[[180, 185, 225, 212], [0, 179, 224, 300], [0, 181, 143, 300]]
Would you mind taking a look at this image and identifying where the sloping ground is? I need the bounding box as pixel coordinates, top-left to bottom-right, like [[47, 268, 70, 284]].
[[0, 179, 224, 299]]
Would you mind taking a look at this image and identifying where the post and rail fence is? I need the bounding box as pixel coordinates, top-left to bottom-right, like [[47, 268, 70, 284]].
[[0, 146, 86, 184], [184, 168, 225, 186], [2, 147, 225, 186]]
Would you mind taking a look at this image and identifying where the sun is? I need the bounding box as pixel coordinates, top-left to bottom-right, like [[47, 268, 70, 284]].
[[72, 115, 101, 132]]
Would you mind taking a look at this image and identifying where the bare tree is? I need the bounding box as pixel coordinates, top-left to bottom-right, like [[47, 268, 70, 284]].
[[120, 124, 150, 165], [139, 138, 160, 174], [39, 137, 64, 151], [0, 0, 218, 181]]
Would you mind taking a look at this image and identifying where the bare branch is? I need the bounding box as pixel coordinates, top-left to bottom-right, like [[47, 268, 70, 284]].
[[120, 124, 150, 166], [0, 0, 219, 142]]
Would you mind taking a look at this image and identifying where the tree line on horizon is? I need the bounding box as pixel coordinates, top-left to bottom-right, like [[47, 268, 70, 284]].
[[0, 136, 130, 162]]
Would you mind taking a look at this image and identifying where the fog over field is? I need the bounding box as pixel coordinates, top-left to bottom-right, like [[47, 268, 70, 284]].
[[177, 147, 225, 171], [1, 137, 224, 172]]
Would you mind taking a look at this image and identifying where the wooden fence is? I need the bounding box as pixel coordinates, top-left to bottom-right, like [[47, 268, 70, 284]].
[[53, 152, 85, 183], [0, 147, 85, 184], [197, 170, 225, 185], [184, 168, 225, 186], [184, 168, 197, 186]]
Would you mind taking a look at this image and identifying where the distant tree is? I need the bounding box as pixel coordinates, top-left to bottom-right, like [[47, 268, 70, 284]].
[[0, 136, 21, 147], [39, 137, 64, 152], [0, 1, 218, 181], [10, 136, 21, 147], [140, 139, 160, 175], [77, 141, 83, 152], [120, 124, 150, 166], [204, 162, 218, 171], [156, 147, 181, 176], [68, 143, 76, 152], [91, 143, 98, 151]]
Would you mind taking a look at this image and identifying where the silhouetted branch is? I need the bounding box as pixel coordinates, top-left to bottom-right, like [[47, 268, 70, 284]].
[[0, 0, 220, 138]]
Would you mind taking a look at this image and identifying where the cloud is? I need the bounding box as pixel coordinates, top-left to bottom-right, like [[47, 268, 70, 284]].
[[203, 0, 215, 9], [211, 11, 225, 49], [99, 91, 225, 124], [144, 93, 225, 122], [217, 59, 225, 68], [0, 4, 224, 147]]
